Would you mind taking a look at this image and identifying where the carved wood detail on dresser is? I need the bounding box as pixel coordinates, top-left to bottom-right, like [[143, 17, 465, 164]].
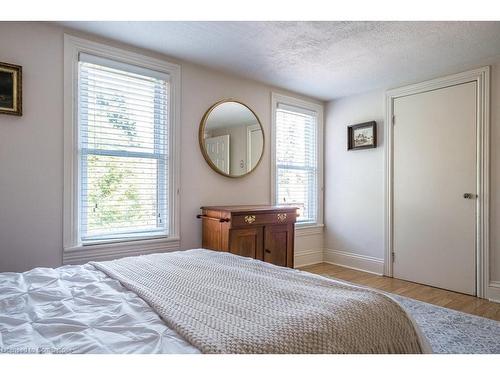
[[197, 205, 298, 268]]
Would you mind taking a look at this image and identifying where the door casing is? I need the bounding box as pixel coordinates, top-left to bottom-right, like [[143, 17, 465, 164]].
[[384, 67, 490, 298]]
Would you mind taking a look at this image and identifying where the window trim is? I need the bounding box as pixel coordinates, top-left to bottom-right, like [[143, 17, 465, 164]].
[[271, 92, 324, 230], [63, 35, 181, 264]]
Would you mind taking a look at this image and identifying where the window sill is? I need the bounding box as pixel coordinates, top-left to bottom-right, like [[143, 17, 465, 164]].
[[63, 236, 180, 265], [295, 224, 324, 237]]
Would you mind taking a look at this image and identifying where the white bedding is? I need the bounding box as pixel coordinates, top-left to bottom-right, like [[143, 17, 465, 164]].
[[0, 263, 199, 354]]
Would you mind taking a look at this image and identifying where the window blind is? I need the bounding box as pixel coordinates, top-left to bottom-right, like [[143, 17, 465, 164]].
[[78, 54, 170, 243], [275, 103, 318, 224]]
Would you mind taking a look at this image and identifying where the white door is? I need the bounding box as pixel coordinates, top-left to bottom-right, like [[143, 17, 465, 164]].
[[393, 81, 477, 295], [205, 135, 230, 174], [247, 125, 263, 172]]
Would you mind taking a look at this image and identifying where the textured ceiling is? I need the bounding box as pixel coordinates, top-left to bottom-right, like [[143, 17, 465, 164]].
[[59, 21, 500, 100]]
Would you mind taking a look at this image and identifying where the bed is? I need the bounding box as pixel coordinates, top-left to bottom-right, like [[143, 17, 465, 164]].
[[0, 248, 493, 354]]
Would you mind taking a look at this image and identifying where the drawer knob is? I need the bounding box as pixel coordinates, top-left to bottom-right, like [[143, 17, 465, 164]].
[[277, 213, 287, 222], [244, 215, 256, 224]]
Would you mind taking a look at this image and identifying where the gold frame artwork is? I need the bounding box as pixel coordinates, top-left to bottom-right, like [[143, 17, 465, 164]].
[[0, 62, 22, 116], [199, 99, 265, 178]]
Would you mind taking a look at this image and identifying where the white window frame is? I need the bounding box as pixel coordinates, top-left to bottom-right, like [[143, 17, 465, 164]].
[[63, 35, 181, 264], [271, 92, 324, 234]]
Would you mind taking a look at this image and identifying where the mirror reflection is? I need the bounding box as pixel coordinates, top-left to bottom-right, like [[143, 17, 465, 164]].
[[200, 101, 264, 177]]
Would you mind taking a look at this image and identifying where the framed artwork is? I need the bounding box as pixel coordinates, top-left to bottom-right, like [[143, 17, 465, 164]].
[[347, 121, 376, 150], [0, 62, 22, 116]]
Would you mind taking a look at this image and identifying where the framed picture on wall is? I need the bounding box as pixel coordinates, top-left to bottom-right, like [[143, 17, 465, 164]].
[[347, 121, 376, 150], [0, 62, 22, 116]]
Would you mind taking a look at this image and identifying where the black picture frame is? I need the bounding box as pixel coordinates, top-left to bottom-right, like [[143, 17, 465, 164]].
[[0, 62, 22, 116], [347, 121, 376, 150]]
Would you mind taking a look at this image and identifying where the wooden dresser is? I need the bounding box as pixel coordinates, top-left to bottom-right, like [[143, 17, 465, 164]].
[[197, 205, 298, 268]]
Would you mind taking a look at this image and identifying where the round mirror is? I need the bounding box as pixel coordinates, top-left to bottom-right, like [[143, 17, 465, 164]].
[[199, 100, 264, 178]]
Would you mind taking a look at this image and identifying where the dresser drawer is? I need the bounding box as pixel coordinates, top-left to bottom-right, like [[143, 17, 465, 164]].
[[231, 212, 296, 227]]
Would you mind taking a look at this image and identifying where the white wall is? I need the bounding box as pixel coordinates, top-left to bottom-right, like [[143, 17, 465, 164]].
[[0, 22, 323, 272], [324, 63, 500, 285], [0, 23, 64, 272], [323, 91, 385, 273]]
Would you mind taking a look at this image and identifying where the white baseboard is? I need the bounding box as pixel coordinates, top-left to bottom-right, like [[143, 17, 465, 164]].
[[324, 249, 384, 275], [294, 249, 323, 268], [487, 282, 500, 303]]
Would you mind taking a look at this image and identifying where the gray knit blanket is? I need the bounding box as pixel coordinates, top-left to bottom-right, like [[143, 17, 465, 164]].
[[91, 249, 430, 354]]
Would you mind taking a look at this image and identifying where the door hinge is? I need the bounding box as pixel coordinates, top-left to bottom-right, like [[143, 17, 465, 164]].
[[392, 115, 396, 126], [391, 252, 396, 262]]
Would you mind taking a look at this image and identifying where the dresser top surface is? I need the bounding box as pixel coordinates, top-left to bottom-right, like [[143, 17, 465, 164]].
[[200, 205, 299, 213]]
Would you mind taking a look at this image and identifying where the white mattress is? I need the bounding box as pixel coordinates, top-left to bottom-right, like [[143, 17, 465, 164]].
[[0, 264, 199, 354]]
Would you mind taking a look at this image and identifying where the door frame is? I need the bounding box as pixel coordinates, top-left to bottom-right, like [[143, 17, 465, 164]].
[[384, 66, 490, 298]]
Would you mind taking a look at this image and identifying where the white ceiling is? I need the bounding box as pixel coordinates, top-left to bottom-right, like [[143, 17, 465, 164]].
[[206, 102, 258, 129], [59, 21, 500, 101]]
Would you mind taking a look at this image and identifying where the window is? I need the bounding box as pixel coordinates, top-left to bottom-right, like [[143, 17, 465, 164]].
[[78, 54, 169, 242], [272, 93, 323, 227], [64, 36, 180, 262]]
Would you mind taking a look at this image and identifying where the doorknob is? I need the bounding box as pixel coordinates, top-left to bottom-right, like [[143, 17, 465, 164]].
[[463, 193, 477, 199], [265, 249, 271, 254]]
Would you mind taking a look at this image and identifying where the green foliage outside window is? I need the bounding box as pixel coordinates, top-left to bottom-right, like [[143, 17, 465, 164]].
[[87, 92, 148, 233]]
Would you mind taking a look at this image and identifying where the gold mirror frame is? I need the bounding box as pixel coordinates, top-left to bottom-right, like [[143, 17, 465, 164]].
[[199, 99, 265, 178]]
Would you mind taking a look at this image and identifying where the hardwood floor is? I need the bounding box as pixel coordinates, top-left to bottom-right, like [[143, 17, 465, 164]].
[[300, 262, 500, 321]]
